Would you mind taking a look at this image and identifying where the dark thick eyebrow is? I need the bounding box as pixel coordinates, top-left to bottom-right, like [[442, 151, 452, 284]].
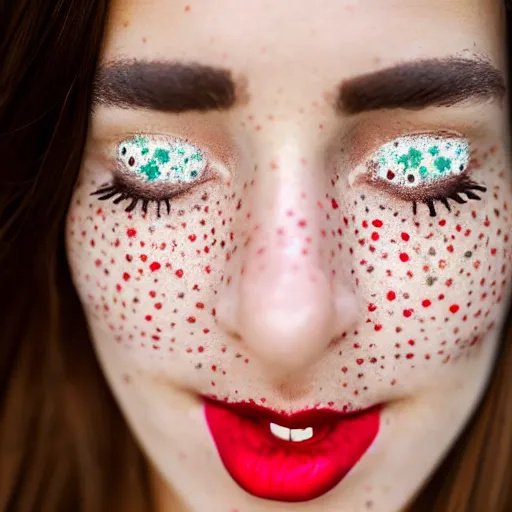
[[338, 57, 506, 115], [92, 60, 238, 113]]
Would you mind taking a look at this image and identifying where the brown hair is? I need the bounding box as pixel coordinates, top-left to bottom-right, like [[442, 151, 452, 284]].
[[0, 2, 510, 511]]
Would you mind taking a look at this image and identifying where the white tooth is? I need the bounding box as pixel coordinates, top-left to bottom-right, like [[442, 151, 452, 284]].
[[270, 423, 315, 442], [290, 427, 314, 442], [270, 422, 291, 441]]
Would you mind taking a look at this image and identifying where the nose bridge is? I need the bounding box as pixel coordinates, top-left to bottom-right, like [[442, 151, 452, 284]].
[[215, 139, 359, 375], [245, 146, 329, 283]]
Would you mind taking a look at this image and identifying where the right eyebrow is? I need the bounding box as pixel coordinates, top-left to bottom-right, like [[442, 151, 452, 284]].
[[337, 57, 506, 115], [92, 60, 238, 113]]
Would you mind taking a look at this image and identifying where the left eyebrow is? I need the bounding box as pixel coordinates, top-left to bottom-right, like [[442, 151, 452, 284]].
[[337, 57, 506, 115], [92, 59, 238, 113]]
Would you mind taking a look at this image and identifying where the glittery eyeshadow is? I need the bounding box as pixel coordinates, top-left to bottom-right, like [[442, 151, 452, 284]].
[[372, 135, 469, 187], [118, 135, 206, 184]]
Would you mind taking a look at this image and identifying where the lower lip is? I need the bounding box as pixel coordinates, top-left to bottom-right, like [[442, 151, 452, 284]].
[[204, 400, 381, 502]]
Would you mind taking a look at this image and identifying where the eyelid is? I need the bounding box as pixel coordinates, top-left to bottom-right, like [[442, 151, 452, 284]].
[[348, 131, 468, 186], [347, 131, 487, 217], [89, 133, 224, 217]]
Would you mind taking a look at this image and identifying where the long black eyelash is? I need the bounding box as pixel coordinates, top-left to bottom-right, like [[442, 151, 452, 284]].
[[411, 176, 487, 217], [90, 182, 172, 217]]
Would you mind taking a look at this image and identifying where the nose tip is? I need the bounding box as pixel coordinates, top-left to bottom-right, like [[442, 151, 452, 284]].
[[240, 275, 336, 372], [216, 260, 359, 375]]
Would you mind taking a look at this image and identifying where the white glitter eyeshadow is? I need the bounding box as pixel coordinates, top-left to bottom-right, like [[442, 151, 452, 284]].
[[118, 135, 206, 184], [370, 135, 469, 187]]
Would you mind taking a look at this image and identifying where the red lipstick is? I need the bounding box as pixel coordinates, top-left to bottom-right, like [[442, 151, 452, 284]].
[[204, 398, 381, 502]]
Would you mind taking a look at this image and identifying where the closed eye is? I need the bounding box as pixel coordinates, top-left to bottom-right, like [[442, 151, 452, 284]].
[[90, 134, 214, 217], [355, 133, 487, 217]]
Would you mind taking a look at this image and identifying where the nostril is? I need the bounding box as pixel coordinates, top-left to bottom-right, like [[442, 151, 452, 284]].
[[328, 333, 344, 348], [231, 331, 243, 342]]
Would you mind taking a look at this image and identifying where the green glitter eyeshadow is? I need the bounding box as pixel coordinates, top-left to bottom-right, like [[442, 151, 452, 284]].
[[371, 135, 469, 187], [117, 136, 206, 184]]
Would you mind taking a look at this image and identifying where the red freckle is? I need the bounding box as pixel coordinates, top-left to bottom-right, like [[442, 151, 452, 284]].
[[403, 308, 413, 317], [449, 304, 460, 313], [374, 324, 382, 331], [356, 358, 364, 365], [95, 259, 101, 267], [127, 228, 137, 238], [331, 198, 339, 209], [386, 170, 395, 180], [155, 303, 162, 309], [368, 303, 377, 312], [438, 294, 445, 300], [401, 232, 410, 241], [203, 328, 210, 334], [196, 302, 205, 309], [187, 316, 196, 323], [362, 220, 368, 228], [422, 299, 432, 308], [446, 245, 454, 253], [408, 339, 415, 346], [175, 269, 184, 278], [399, 252, 409, 262], [438, 219, 446, 226], [145, 315, 152, 321], [491, 248, 497, 255], [371, 232, 380, 241], [125, 254, 133, 262], [140, 254, 147, 262], [372, 219, 383, 228], [198, 346, 204, 353], [122, 272, 130, 281], [205, 265, 211, 274], [150, 262, 161, 272], [406, 353, 414, 359], [188, 234, 197, 242], [115, 284, 122, 292], [149, 290, 156, 298], [298, 219, 307, 228], [386, 291, 396, 301]]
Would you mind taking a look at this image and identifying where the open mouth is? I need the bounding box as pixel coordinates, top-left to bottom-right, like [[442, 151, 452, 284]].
[[203, 398, 381, 502]]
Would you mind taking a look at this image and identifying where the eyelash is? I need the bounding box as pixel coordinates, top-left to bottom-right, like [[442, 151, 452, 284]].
[[90, 137, 487, 218], [409, 174, 486, 217], [91, 176, 182, 217]]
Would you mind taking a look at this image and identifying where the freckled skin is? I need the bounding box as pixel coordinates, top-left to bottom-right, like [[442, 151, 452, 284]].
[[66, 1, 511, 511]]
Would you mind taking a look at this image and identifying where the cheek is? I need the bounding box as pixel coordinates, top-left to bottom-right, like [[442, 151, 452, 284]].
[[342, 145, 511, 373], [65, 174, 241, 366]]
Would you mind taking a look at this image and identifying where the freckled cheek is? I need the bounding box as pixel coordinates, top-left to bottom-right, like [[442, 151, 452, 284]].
[[344, 180, 510, 371], [65, 184, 238, 349]]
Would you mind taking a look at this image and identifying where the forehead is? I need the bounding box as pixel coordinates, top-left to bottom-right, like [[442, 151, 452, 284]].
[[101, 0, 502, 83]]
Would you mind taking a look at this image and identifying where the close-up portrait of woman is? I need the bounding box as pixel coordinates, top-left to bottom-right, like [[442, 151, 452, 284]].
[[1, 1, 511, 511]]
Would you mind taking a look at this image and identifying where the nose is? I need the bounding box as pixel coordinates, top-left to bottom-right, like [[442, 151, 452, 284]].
[[215, 145, 359, 376]]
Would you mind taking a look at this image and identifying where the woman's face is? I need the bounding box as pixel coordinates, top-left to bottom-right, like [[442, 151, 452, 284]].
[[66, 1, 512, 510]]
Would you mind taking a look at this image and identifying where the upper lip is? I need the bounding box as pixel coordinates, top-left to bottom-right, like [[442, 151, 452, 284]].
[[203, 397, 378, 429]]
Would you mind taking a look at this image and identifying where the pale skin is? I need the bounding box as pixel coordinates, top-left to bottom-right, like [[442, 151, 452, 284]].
[[65, 1, 512, 511]]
